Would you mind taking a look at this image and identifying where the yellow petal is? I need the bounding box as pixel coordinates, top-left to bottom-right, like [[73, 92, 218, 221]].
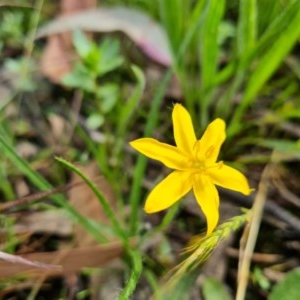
[[145, 171, 193, 213], [193, 174, 219, 235], [130, 138, 189, 170], [208, 164, 251, 195], [172, 104, 197, 155], [195, 118, 226, 163]]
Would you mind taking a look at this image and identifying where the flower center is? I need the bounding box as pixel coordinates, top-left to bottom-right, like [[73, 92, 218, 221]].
[[189, 141, 223, 173], [192, 160, 206, 171], [189, 159, 223, 174]]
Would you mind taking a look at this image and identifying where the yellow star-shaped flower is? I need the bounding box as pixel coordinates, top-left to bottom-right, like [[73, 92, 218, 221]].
[[130, 104, 251, 235]]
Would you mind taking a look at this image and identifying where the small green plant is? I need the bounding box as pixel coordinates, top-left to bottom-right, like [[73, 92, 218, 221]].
[[63, 31, 124, 129]]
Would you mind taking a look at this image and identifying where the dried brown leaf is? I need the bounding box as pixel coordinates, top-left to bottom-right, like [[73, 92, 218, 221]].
[[68, 162, 117, 246], [0, 241, 126, 279], [14, 210, 73, 237], [0, 251, 60, 272], [40, 34, 73, 83]]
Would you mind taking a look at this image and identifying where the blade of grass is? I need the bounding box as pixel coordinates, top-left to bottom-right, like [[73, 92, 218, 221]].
[[117, 65, 145, 135], [55, 157, 128, 243], [0, 134, 108, 243], [215, 60, 246, 119], [253, 1, 300, 57], [155, 204, 180, 233], [237, 0, 257, 56], [158, 0, 186, 54], [0, 134, 52, 191], [114, 65, 145, 161], [178, 0, 206, 118], [199, 0, 225, 126], [145, 269, 162, 300], [162, 1, 205, 119], [256, 0, 281, 35], [215, 0, 257, 118], [112, 64, 145, 205]]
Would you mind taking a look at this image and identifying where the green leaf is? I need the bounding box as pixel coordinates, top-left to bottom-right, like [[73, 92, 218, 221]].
[[198, 0, 225, 125], [73, 30, 92, 59], [268, 268, 300, 300], [159, 0, 186, 53], [97, 39, 123, 76], [202, 277, 231, 300], [62, 64, 95, 92], [237, 0, 257, 56], [257, 0, 281, 35], [199, 0, 225, 92]]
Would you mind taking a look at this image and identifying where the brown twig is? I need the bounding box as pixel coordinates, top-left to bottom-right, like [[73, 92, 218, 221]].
[[0, 181, 84, 213]]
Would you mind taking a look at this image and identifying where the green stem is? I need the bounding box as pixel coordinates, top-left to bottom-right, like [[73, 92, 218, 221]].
[[118, 250, 143, 300]]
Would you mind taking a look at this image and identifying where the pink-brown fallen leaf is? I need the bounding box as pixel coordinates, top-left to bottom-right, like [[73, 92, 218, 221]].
[[37, 7, 172, 67], [61, 0, 97, 15], [0, 240, 131, 279], [0, 251, 60, 271]]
